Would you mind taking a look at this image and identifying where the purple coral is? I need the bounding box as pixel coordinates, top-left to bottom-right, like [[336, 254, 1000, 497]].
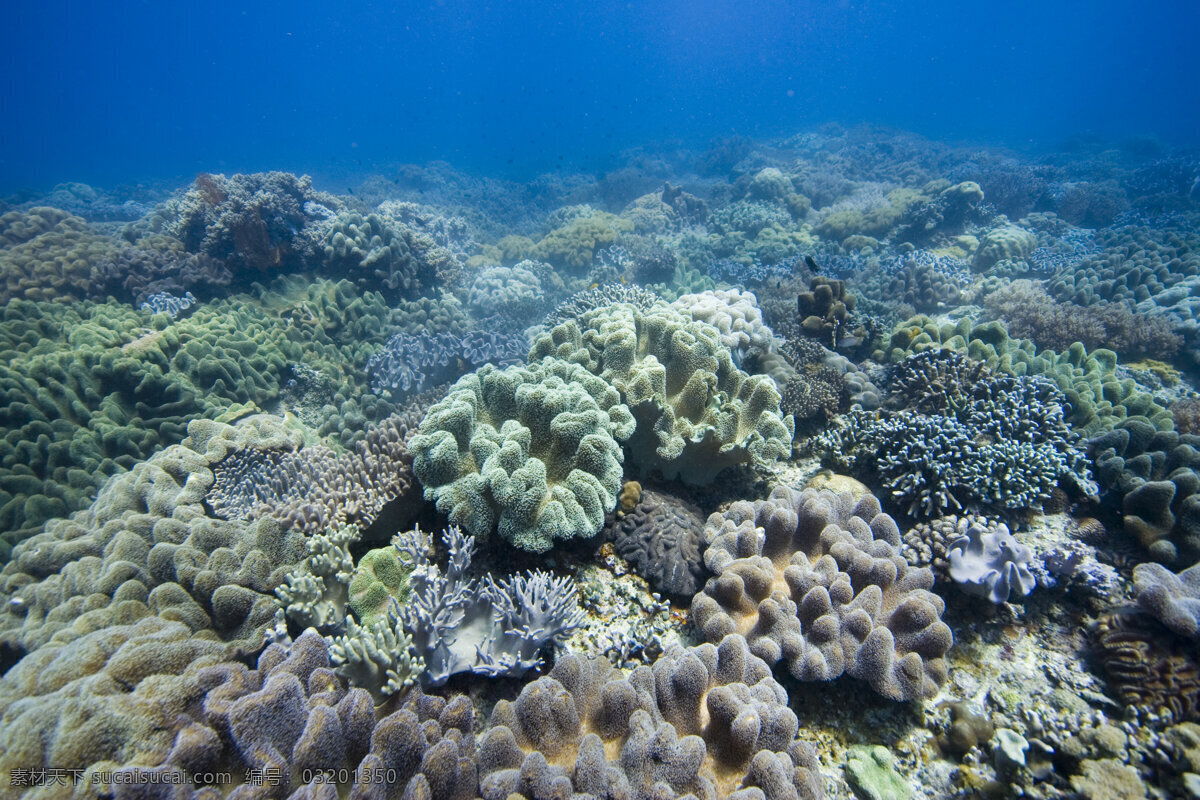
[[400, 525, 586, 685]]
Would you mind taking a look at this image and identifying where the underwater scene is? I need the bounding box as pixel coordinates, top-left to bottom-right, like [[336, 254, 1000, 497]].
[[3, 2, 1200, 799]]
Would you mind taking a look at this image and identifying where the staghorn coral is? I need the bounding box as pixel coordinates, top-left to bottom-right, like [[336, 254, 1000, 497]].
[[410, 358, 634, 552], [876, 314, 1173, 433], [691, 485, 953, 701], [477, 633, 824, 800], [815, 356, 1095, 520], [530, 301, 794, 484]]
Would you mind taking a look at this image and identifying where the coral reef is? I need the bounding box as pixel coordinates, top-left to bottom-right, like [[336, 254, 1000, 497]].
[[691, 485, 953, 701], [530, 301, 794, 484], [365, 329, 527, 399], [145, 171, 341, 277], [468, 261, 546, 321], [984, 279, 1183, 361], [973, 224, 1038, 270], [672, 287, 777, 368], [1092, 610, 1200, 722], [1134, 561, 1200, 638], [410, 358, 634, 552], [816, 354, 1094, 519], [477, 634, 824, 800], [0, 417, 313, 781], [105, 631, 478, 799], [321, 208, 455, 299], [877, 314, 1173, 433], [398, 525, 586, 685]]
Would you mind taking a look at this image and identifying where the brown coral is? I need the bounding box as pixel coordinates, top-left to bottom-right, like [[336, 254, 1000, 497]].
[[477, 634, 824, 800], [692, 485, 953, 701], [1092, 610, 1200, 723]]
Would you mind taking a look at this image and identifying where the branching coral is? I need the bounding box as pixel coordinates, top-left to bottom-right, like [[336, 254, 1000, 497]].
[[398, 525, 586, 686], [816, 352, 1094, 519]]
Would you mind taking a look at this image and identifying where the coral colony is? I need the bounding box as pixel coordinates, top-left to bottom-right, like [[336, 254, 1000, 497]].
[[3, 133, 1200, 799]]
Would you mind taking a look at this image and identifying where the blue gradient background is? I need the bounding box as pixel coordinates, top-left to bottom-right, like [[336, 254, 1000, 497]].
[[2, 0, 1198, 190]]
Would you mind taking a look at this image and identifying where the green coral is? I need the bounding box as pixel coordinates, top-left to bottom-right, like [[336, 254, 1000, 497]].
[[347, 539, 417, 626], [275, 525, 358, 633], [531, 210, 633, 272], [876, 315, 1172, 434], [845, 745, 912, 800], [0, 277, 399, 544], [974, 224, 1038, 270], [0, 207, 114, 304], [409, 358, 635, 552], [327, 612, 425, 701], [530, 302, 794, 483]]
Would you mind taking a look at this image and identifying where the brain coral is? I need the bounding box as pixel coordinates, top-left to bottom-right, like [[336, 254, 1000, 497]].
[[530, 301, 794, 484], [691, 485, 953, 701], [604, 487, 709, 600], [468, 261, 545, 321], [409, 357, 635, 552], [477, 634, 824, 800]]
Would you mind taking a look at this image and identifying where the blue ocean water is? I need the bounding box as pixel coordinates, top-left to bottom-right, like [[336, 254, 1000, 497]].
[[2, 0, 1198, 190]]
